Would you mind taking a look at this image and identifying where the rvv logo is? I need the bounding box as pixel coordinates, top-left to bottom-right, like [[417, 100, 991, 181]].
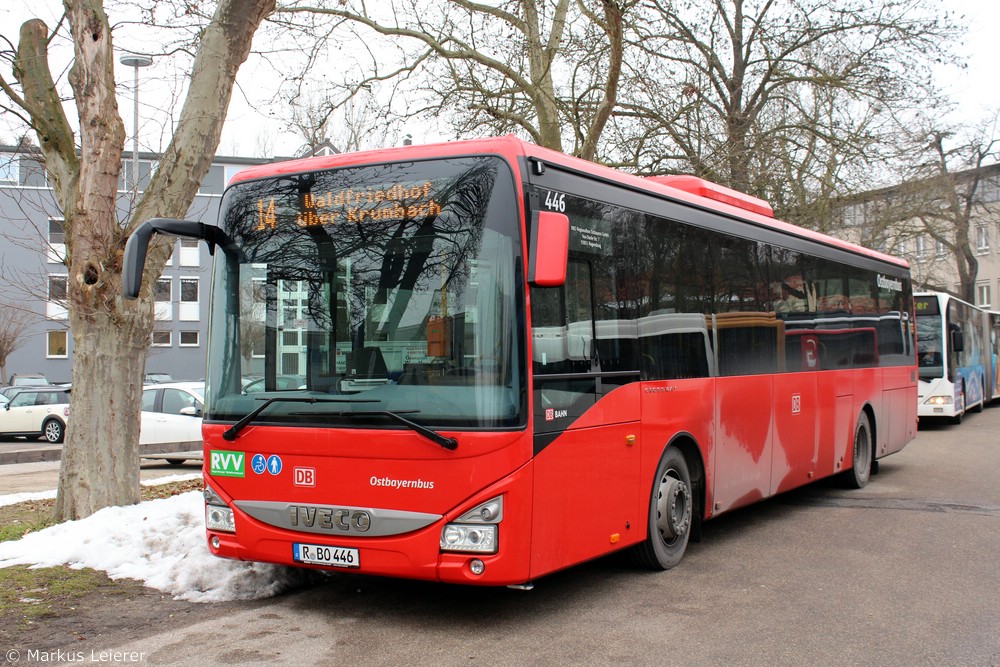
[[210, 450, 246, 478]]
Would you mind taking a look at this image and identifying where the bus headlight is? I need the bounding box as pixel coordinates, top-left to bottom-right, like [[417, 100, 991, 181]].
[[204, 485, 236, 533], [440, 495, 502, 554], [441, 524, 497, 553], [924, 395, 953, 405]]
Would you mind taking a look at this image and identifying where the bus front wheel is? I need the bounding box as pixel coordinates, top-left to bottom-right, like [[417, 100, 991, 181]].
[[951, 392, 965, 425], [631, 447, 693, 570]]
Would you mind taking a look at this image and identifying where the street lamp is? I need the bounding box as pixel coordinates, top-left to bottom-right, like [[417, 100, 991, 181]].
[[119, 53, 153, 190]]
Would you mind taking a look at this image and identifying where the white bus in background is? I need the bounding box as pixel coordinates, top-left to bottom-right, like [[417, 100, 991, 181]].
[[987, 309, 1000, 404], [915, 291, 988, 424]]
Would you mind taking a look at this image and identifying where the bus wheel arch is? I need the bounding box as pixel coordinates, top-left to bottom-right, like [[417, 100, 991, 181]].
[[630, 435, 704, 570]]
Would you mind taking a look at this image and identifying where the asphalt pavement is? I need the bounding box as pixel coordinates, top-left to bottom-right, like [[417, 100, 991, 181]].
[[0, 438, 202, 495]]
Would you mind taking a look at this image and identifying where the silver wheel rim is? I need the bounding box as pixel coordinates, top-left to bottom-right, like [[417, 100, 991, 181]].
[[655, 469, 691, 544], [45, 422, 61, 442]]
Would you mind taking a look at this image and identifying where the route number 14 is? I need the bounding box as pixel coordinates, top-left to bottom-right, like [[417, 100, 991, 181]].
[[543, 190, 566, 212]]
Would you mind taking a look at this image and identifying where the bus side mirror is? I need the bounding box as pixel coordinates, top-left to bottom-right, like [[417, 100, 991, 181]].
[[528, 210, 569, 287], [123, 218, 235, 299], [951, 328, 964, 353]]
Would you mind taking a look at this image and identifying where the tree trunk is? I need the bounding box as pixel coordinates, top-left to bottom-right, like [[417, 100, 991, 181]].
[[55, 300, 152, 519]]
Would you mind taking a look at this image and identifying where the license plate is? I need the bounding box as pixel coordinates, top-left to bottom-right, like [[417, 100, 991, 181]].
[[293, 543, 360, 568]]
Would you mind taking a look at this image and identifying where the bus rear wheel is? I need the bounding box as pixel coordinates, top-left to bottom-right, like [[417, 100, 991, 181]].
[[631, 447, 693, 570], [844, 412, 872, 489], [972, 383, 985, 413]]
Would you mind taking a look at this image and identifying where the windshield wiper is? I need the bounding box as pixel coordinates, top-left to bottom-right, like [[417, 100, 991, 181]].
[[222, 397, 379, 441], [223, 400, 458, 450], [343, 410, 458, 451]]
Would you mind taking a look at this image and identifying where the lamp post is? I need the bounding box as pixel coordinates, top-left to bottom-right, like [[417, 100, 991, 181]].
[[119, 53, 153, 190]]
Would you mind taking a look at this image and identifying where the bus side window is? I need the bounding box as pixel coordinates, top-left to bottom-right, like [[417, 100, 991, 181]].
[[530, 259, 594, 376]]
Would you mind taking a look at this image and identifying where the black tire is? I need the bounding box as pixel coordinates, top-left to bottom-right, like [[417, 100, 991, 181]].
[[630, 447, 693, 570], [166, 459, 185, 466], [972, 384, 985, 413], [43, 418, 65, 444], [844, 412, 872, 489], [951, 392, 965, 425]]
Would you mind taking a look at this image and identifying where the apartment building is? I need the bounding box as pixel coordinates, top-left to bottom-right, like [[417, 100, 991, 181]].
[[834, 163, 1000, 308], [0, 144, 271, 383]]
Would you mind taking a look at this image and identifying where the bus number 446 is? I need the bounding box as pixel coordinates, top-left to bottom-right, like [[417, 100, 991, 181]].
[[544, 190, 566, 212]]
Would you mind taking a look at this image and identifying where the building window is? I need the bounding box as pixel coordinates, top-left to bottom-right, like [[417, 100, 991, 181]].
[[151, 331, 172, 347], [48, 275, 68, 301], [915, 235, 926, 260], [119, 159, 156, 192], [0, 154, 19, 184], [179, 330, 199, 347], [180, 278, 198, 302], [154, 278, 171, 301], [47, 330, 68, 358], [154, 277, 172, 321], [178, 238, 200, 267], [179, 278, 199, 321], [47, 275, 68, 320], [48, 218, 66, 263], [936, 240, 948, 257], [977, 283, 991, 308], [224, 165, 244, 186], [976, 224, 989, 253]]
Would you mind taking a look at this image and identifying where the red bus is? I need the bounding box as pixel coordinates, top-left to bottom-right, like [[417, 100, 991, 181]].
[[123, 136, 917, 586]]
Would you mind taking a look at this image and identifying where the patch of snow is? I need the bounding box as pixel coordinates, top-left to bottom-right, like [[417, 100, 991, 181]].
[[0, 491, 318, 602]]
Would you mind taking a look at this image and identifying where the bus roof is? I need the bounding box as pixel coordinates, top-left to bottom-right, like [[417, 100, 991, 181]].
[[228, 135, 909, 271]]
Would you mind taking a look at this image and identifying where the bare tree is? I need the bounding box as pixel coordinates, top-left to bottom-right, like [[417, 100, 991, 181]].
[[276, 0, 633, 159], [610, 0, 960, 212], [0, 0, 274, 520], [0, 303, 34, 385], [853, 120, 1000, 301]]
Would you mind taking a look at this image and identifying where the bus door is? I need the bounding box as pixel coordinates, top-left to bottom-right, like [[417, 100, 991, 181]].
[[712, 313, 780, 513], [771, 321, 832, 494], [528, 259, 641, 574]]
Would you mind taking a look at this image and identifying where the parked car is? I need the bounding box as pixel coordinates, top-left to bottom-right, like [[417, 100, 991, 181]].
[[140, 382, 204, 446], [0, 385, 71, 443], [9, 373, 50, 387], [242, 374, 306, 393]]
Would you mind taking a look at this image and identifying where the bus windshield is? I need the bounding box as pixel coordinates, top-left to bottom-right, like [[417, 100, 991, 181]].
[[915, 311, 944, 381], [204, 156, 524, 430]]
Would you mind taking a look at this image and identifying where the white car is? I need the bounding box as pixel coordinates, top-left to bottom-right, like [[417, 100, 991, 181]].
[[140, 382, 204, 446], [0, 386, 71, 443]]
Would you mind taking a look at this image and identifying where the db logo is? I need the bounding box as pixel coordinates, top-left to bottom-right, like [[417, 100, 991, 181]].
[[294, 467, 316, 487], [545, 408, 555, 421]]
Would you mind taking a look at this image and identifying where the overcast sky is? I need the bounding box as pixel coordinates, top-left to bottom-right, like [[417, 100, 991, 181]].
[[1, 0, 998, 158]]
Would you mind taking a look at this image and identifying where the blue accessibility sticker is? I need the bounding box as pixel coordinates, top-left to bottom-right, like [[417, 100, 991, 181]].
[[250, 453, 267, 475]]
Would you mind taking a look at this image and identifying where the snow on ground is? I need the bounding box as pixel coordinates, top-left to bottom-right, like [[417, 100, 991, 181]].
[[0, 472, 202, 508], [0, 489, 56, 507], [0, 487, 317, 602]]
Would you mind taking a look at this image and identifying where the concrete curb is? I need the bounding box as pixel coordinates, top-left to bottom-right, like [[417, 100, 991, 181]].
[[0, 441, 203, 466]]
